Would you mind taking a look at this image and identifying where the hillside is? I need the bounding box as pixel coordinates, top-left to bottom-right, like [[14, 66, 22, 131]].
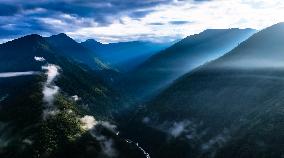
[[123, 28, 256, 100], [45, 33, 110, 70], [0, 34, 144, 158], [81, 40, 174, 72], [120, 23, 284, 158]]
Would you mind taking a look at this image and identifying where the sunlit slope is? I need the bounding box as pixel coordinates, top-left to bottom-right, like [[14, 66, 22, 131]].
[[125, 23, 284, 158], [124, 28, 256, 100]]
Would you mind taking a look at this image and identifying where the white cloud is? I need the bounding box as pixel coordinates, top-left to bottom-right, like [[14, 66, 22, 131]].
[[79, 115, 119, 157], [0, 71, 38, 78], [168, 121, 191, 138], [42, 109, 60, 120], [34, 56, 45, 62], [100, 138, 117, 157], [80, 115, 118, 133], [71, 95, 80, 101], [80, 115, 98, 130], [83, 117, 118, 157], [99, 121, 117, 133], [41, 63, 61, 120], [42, 64, 60, 106], [64, 0, 284, 43], [42, 85, 59, 105], [201, 128, 231, 152], [23, 138, 33, 145], [42, 64, 60, 85], [0, 0, 283, 43]]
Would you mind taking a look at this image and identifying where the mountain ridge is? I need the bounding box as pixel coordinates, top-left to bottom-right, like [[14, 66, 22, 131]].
[[121, 22, 284, 158], [81, 39, 174, 72], [45, 33, 111, 71], [122, 28, 256, 101]]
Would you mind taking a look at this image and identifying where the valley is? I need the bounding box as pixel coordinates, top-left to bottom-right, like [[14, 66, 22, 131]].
[[1, 21, 284, 158]]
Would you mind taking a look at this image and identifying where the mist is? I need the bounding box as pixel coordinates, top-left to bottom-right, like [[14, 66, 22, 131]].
[[80, 115, 98, 130], [168, 121, 191, 138], [0, 71, 39, 78], [34, 56, 46, 62], [41, 63, 61, 120], [42, 64, 60, 85]]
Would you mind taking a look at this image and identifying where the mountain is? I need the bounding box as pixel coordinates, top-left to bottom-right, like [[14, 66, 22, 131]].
[[45, 33, 110, 70], [121, 23, 284, 158], [123, 28, 256, 100], [0, 34, 145, 158], [0, 34, 125, 117], [81, 39, 174, 72]]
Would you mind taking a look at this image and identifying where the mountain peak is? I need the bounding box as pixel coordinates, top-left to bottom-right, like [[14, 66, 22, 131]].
[[16, 34, 43, 41], [45, 33, 79, 47], [47, 33, 74, 42], [83, 39, 103, 45], [56, 33, 69, 37], [1, 34, 45, 47]]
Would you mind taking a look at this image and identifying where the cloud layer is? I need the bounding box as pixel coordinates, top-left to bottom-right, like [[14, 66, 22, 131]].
[[1, 0, 284, 43], [0, 71, 38, 78]]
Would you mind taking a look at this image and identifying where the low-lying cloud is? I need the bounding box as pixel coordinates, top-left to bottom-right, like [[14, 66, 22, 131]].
[[42, 109, 60, 120], [80, 115, 119, 157], [41, 62, 61, 119], [42, 85, 59, 106], [0, 71, 39, 78], [201, 129, 231, 153], [42, 64, 60, 85], [168, 121, 191, 138], [80, 115, 98, 130], [34, 56, 46, 62], [98, 137, 117, 158], [71, 95, 80, 101], [41, 65, 60, 106]]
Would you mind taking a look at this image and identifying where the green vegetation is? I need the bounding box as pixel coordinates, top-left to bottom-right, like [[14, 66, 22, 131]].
[[0, 34, 137, 158]]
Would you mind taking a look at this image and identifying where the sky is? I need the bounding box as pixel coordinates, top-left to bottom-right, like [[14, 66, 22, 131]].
[[0, 0, 284, 43]]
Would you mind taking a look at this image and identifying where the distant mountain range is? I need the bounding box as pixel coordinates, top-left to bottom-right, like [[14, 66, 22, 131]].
[[45, 33, 111, 70], [121, 23, 284, 158], [122, 28, 256, 100], [81, 39, 174, 72]]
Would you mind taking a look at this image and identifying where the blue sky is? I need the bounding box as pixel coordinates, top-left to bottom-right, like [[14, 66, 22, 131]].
[[0, 0, 284, 43]]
